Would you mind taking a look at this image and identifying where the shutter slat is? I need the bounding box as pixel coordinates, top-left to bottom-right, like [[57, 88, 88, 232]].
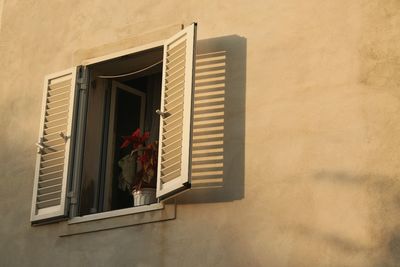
[[38, 184, 62, 195], [164, 101, 183, 114], [39, 177, 63, 188], [161, 162, 182, 175], [162, 146, 182, 161], [45, 110, 68, 121], [41, 143, 65, 154], [161, 169, 181, 183], [49, 78, 71, 88], [164, 87, 185, 105], [40, 156, 65, 168], [43, 132, 63, 142], [164, 86, 184, 101], [39, 163, 64, 175], [164, 80, 184, 94], [166, 56, 185, 71], [48, 83, 70, 91], [162, 131, 182, 147], [163, 124, 182, 140], [167, 33, 187, 50], [166, 65, 185, 80], [167, 49, 186, 66], [36, 198, 61, 209], [45, 104, 69, 116], [167, 41, 186, 58], [41, 150, 65, 161], [43, 138, 64, 148], [47, 86, 70, 97], [46, 97, 70, 107], [44, 116, 68, 128], [37, 190, 62, 202], [165, 72, 185, 88], [47, 91, 70, 101], [43, 125, 67, 136], [166, 61, 186, 78], [161, 150, 181, 165], [164, 93, 184, 108], [163, 121, 183, 136], [39, 169, 63, 180], [31, 67, 78, 222]]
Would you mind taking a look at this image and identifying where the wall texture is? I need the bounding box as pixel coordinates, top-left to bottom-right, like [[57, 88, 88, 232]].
[[1, 0, 400, 266]]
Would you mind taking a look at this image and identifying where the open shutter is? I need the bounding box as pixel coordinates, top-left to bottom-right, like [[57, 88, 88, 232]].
[[31, 67, 78, 223], [156, 23, 197, 199]]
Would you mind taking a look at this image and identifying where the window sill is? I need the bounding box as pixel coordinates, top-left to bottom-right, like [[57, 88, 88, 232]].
[[68, 203, 164, 224], [60, 202, 175, 237]]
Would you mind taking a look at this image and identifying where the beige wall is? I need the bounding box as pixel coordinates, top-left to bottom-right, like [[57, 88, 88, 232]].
[[1, 0, 400, 266]]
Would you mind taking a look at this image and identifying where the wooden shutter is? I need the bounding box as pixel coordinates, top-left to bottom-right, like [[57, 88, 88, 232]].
[[31, 67, 78, 223], [156, 23, 197, 199]]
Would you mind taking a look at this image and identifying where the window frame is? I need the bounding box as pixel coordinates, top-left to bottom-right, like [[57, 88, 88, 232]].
[[70, 41, 165, 222], [31, 23, 197, 225]]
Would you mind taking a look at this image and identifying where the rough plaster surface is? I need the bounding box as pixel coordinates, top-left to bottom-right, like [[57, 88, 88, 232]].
[[1, 0, 400, 266]]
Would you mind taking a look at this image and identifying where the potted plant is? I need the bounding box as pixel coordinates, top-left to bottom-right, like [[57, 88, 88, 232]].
[[118, 128, 158, 206]]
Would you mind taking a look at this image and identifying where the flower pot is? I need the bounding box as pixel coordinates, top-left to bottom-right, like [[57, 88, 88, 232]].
[[132, 188, 156, 207]]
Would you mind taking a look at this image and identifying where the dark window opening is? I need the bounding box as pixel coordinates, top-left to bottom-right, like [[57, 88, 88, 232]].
[[78, 47, 163, 216]]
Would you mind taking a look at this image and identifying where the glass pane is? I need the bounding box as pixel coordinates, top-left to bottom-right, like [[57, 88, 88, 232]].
[[111, 88, 142, 210]]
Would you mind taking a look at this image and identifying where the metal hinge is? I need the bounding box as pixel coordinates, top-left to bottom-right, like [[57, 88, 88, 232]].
[[77, 66, 88, 91], [67, 191, 77, 204]]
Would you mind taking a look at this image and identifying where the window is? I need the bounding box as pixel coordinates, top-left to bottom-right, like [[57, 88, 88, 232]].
[[30, 24, 197, 224]]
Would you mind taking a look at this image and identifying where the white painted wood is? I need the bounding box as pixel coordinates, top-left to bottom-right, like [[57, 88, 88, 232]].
[[68, 203, 164, 224], [156, 23, 197, 199], [31, 67, 78, 223], [82, 40, 164, 66]]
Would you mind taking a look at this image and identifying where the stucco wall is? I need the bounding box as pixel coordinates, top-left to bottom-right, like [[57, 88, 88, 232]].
[[1, 0, 400, 266]]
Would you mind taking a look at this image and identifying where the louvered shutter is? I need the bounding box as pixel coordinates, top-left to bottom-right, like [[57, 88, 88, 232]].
[[31, 67, 78, 223], [156, 23, 197, 199]]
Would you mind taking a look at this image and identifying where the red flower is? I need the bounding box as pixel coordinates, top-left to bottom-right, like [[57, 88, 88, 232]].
[[120, 128, 149, 149]]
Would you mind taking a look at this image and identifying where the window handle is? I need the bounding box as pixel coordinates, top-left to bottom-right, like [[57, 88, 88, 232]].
[[35, 142, 44, 150], [156, 109, 170, 117], [35, 137, 45, 153]]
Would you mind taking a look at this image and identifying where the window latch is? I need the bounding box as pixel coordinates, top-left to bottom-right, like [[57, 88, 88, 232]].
[[156, 109, 169, 117]]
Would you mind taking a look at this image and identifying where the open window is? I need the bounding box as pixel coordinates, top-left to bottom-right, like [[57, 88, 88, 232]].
[[31, 24, 197, 223]]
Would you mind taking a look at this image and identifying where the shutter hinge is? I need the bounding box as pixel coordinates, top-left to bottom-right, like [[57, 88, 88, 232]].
[[77, 67, 88, 91], [67, 191, 77, 204], [78, 80, 87, 90]]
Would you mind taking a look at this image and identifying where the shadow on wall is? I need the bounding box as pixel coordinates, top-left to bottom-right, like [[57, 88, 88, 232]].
[[177, 35, 247, 204], [312, 171, 400, 267]]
